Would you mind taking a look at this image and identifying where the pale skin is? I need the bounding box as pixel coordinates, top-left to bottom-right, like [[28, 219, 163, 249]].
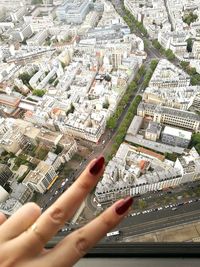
[[0, 158, 132, 267]]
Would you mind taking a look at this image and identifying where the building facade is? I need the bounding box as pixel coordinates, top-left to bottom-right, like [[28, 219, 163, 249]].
[[23, 161, 57, 194], [161, 126, 192, 148], [137, 102, 200, 132]]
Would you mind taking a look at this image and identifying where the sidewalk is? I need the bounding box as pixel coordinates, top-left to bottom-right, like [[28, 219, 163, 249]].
[[123, 220, 200, 242]]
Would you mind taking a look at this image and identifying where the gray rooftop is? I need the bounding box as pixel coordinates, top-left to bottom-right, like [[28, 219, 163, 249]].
[[138, 102, 200, 121]]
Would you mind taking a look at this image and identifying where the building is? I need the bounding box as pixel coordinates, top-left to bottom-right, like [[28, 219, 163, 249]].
[[56, 0, 90, 24], [95, 143, 182, 203], [193, 41, 200, 59], [0, 198, 22, 216], [26, 30, 48, 46], [10, 24, 33, 42], [0, 127, 28, 154], [23, 161, 57, 194], [37, 128, 63, 147], [0, 164, 13, 188], [145, 121, 162, 141], [143, 85, 199, 111], [0, 186, 9, 203], [137, 102, 200, 132], [149, 59, 190, 88], [175, 147, 200, 184], [191, 94, 200, 112], [10, 7, 27, 22], [24, 6, 56, 32], [10, 182, 34, 204], [161, 126, 192, 148], [127, 115, 143, 137]]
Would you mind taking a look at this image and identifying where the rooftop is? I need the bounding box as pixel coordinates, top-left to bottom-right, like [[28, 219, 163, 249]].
[[23, 161, 52, 184], [163, 126, 192, 140]]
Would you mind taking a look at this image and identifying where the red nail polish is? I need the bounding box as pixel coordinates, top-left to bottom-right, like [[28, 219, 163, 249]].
[[89, 156, 105, 175], [115, 197, 133, 215]]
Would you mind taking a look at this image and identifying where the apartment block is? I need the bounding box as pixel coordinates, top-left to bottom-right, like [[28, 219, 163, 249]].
[[175, 148, 200, 183], [137, 102, 200, 132], [95, 143, 182, 203], [23, 161, 57, 194], [56, 0, 90, 24], [161, 126, 192, 148], [149, 59, 190, 88]]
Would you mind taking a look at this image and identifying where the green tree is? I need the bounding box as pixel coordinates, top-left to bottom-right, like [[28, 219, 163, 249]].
[[105, 75, 111, 82], [138, 199, 147, 209], [150, 59, 159, 70], [183, 12, 198, 26], [164, 152, 178, 161], [32, 89, 46, 97], [165, 49, 175, 61], [186, 38, 193, 52], [180, 61, 189, 69], [106, 117, 116, 129], [18, 72, 32, 85]]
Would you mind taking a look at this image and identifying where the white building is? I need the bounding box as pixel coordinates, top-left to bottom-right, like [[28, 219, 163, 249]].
[[26, 30, 48, 46], [23, 161, 57, 194], [10, 7, 27, 22], [175, 147, 200, 183], [95, 143, 182, 203], [56, 0, 90, 24], [10, 24, 33, 42], [149, 59, 190, 88], [137, 102, 200, 132]]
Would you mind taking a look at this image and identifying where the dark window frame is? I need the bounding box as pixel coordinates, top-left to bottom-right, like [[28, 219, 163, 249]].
[[46, 242, 200, 257]]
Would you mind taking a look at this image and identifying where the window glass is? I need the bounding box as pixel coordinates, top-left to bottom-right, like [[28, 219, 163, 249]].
[[0, 0, 200, 248]]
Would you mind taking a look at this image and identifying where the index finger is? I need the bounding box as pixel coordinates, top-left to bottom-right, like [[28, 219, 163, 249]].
[[11, 156, 105, 256]]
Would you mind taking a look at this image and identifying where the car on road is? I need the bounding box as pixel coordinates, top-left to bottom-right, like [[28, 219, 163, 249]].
[[131, 213, 137, 216], [172, 207, 177, 211]]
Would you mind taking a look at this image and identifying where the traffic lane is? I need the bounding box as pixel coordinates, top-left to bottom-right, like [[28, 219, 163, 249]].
[[118, 201, 200, 229], [51, 202, 200, 242], [42, 179, 74, 211], [121, 211, 200, 238], [55, 208, 200, 243]]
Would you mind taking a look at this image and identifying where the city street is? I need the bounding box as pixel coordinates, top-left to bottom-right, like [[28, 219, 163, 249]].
[[47, 201, 200, 247], [34, 0, 200, 242]]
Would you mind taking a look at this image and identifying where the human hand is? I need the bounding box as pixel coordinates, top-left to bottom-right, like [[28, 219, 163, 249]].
[[0, 156, 133, 267]]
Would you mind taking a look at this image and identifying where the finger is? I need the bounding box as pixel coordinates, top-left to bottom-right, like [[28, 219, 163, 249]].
[[39, 197, 133, 267], [0, 202, 41, 243], [10, 156, 105, 256], [0, 212, 7, 225]]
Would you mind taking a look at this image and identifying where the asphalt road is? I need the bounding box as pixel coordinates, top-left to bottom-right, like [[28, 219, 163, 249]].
[[46, 201, 200, 247], [108, 201, 200, 240]]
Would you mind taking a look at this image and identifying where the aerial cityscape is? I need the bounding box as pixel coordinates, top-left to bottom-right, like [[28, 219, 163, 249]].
[[0, 0, 200, 243]]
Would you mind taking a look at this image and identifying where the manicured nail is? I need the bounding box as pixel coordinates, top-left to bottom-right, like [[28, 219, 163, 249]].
[[115, 197, 133, 215], [89, 156, 105, 175]]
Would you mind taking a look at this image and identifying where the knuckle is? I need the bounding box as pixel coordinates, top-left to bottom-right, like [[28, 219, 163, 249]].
[[48, 206, 65, 227], [74, 230, 90, 257], [77, 180, 91, 192]]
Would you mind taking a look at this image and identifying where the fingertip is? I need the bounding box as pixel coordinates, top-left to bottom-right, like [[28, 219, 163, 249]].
[[25, 202, 42, 217]]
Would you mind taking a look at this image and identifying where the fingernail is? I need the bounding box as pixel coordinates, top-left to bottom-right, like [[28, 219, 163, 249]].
[[89, 156, 105, 175], [115, 197, 133, 215]]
